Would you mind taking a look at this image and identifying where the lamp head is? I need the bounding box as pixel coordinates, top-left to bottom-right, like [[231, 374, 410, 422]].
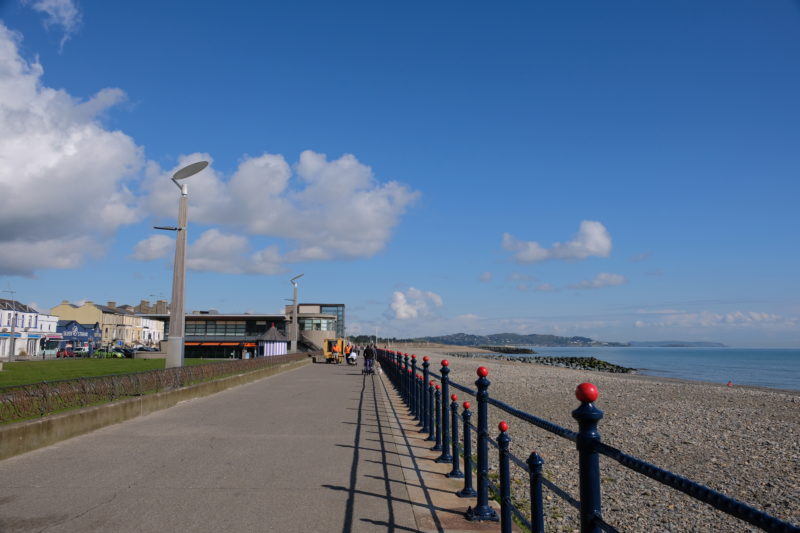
[[171, 161, 208, 191]]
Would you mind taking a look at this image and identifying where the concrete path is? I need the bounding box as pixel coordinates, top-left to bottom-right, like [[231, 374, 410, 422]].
[[0, 361, 504, 532]]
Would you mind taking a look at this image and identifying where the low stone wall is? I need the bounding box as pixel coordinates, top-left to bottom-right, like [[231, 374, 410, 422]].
[[0, 357, 309, 461]]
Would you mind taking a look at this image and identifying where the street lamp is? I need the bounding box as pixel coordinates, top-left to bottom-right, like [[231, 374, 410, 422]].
[[289, 274, 304, 353], [156, 160, 208, 368], [2, 288, 17, 361]]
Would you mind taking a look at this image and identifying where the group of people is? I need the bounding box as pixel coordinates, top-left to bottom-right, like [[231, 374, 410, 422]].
[[343, 342, 377, 373]]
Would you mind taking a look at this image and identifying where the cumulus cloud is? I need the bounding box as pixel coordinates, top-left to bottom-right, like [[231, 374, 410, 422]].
[[139, 150, 419, 270], [0, 24, 142, 276], [185, 229, 283, 275], [131, 234, 174, 261], [22, 0, 82, 49], [389, 287, 443, 320], [570, 272, 627, 289], [502, 221, 612, 263], [1, 22, 417, 278], [634, 310, 796, 329]]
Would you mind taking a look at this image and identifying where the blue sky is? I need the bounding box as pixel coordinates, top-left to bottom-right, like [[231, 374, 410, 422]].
[[1, 1, 798, 347]]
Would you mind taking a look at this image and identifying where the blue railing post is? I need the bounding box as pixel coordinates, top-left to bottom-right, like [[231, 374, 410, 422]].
[[421, 356, 430, 431], [432, 384, 442, 451], [415, 374, 425, 426], [466, 366, 499, 521], [436, 360, 453, 463], [410, 355, 418, 420], [498, 421, 512, 533], [457, 400, 477, 497], [527, 452, 545, 533], [448, 393, 464, 478], [426, 380, 436, 442], [572, 382, 604, 533], [403, 353, 410, 404]]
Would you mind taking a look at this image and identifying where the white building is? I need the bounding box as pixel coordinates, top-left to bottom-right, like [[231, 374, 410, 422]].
[[0, 299, 59, 358]]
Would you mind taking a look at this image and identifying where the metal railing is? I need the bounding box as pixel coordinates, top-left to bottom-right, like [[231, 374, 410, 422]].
[[377, 349, 799, 533], [0, 354, 305, 424]]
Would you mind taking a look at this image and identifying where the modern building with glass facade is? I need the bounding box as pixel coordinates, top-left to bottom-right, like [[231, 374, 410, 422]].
[[287, 303, 346, 339], [145, 311, 286, 358]]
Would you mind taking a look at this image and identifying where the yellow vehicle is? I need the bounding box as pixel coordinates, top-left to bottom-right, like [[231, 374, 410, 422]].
[[323, 338, 345, 363]]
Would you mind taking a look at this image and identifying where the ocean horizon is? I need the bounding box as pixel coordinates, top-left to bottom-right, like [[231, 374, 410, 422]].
[[516, 346, 800, 391]]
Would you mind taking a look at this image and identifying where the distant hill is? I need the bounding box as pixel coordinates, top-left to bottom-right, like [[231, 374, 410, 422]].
[[627, 341, 727, 348], [399, 333, 726, 348], [412, 332, 627, 347]]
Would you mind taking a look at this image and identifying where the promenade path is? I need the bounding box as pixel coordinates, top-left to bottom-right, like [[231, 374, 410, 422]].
[[0, 361, 501, 532]]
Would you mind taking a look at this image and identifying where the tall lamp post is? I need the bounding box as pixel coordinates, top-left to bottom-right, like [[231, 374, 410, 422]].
[[2, 289, 17, 361], [289, 274, 304, 353], [156, 161, 208, 369]]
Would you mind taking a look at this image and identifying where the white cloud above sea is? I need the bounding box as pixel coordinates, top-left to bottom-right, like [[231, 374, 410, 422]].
[[502, 220, 612, 263], [389, 288, 443, 320], [570, 272, 627, 290]]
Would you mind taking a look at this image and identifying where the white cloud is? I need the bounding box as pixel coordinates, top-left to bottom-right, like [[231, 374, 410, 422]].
[[502, 221, 612, 263], [570, 272, 627, 289], [534, 283, 557, 292], [185, 229, 283, 275], [633, 310, 796, 329], [131, 234, 174, 261], [140, 150, 419, 271], [479, 272, 492, 282], [389, 287, 443, 320], [0, 24, 142, 276], [22, 0, 82, 50]]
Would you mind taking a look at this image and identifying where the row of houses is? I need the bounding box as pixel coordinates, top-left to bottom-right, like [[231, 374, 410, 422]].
[[1, 298, 346, 360]]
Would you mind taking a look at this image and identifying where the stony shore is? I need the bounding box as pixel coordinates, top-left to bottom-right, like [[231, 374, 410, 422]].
[[387, 344, 799, 532]]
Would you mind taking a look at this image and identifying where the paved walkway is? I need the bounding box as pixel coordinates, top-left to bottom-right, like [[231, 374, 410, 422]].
[[0, 360, 501, 532]]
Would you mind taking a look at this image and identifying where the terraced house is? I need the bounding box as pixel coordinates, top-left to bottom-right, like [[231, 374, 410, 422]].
[[50, 301, 164, 349]]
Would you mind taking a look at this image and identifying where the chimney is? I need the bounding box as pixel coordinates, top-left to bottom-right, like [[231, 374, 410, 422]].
[[107, 301, 116, 309]]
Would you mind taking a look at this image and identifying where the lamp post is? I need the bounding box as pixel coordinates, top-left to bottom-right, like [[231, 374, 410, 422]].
[[157, 161, 208, 369], [2, 289, 17, 361], [289, 274, 304, 353]]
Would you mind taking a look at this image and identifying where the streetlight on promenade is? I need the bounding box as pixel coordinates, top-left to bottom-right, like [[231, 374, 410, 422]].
[[289, 274, 304, 353], [156, 161, 208, 368], [1, 288, 17, 361]]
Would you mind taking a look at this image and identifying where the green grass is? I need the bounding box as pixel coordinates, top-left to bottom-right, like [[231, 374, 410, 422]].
[[0, 358, 215, 389]]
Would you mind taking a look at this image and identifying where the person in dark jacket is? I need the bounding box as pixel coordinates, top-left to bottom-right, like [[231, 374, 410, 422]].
[[363, 343, 376, 374]]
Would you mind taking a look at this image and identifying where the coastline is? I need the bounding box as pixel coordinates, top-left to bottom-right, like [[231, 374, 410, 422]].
[[385, 344, 800, 532]]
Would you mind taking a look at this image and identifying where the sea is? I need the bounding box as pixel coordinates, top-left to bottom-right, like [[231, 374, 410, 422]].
[[513, 346, 800, 391]]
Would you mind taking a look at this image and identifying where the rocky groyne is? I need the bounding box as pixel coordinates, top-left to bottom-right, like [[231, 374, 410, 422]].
[[443, 351, 635, 373]]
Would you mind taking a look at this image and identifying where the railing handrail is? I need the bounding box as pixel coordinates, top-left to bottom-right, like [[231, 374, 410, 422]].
[[377, 349, 799, 533]]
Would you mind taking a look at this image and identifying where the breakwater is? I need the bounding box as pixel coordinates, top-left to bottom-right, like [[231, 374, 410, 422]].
[[443, 352, 635, 373]]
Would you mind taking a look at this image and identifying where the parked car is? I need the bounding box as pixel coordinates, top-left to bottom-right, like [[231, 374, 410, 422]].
[[56, 349, 74, 358]]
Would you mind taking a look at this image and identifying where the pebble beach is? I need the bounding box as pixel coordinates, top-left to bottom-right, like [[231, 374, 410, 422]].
[[388, 344, 800, 532]]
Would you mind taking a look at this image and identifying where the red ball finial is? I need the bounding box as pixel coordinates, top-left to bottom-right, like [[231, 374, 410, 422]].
[[430, 380, 435, 386], [411, 354, 416, 359], [404, 353, 409, 357], [498, 421, 509, 432], [442, 359, 449, 367], [423, 355, 429, 362], [575, 382, 599, 403], [477, 366, 489, 377], [435, 384, 440, 390], [463, 401, 471, 409], [451, 394, 457, 401], [407, 368, 412, 373], [418, 374, 423, 379]]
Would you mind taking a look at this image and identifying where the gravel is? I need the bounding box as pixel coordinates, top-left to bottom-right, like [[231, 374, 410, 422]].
[[398, 349, 799, 532]]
